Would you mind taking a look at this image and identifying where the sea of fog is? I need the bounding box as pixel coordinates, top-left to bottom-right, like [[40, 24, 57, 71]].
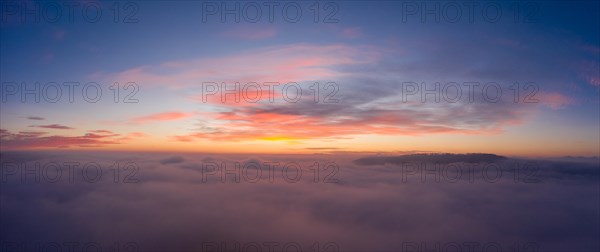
[[0, 151, 598, 252]]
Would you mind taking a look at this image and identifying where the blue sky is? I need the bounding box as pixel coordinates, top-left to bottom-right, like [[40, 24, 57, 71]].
[[0, 0, 598, 156]]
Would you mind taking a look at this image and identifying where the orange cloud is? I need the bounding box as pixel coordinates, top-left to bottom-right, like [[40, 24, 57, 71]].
[[116, 132, 148, 141], [171, 106, 516, 143]]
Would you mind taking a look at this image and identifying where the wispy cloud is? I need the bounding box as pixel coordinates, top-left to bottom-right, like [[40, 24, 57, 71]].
[[106, 44, 383, 88], [30, 124, 74, 130], [26, 116, 45, 121], [0, 129, 121, 149]]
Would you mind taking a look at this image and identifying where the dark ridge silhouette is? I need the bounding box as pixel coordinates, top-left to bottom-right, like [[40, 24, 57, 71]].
[[553, 156, 600, 164], [353, 153, 507, 166]]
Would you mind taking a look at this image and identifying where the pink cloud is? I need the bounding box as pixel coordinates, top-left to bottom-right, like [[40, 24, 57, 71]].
[[100, 43, 540, 143], [116, 132, 148, 141], [106, 44, 383, 88], [89, 129, 114, 134], [537, 92, 573, 109], [341, 27, 362, 39], [576, 60, 600, 87], [85, 130, 120, 138], [127, 132, 147, 138], [131, 112, 194, 123]]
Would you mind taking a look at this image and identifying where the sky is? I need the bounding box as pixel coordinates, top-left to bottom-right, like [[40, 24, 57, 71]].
[[0, 0, 599, 157]]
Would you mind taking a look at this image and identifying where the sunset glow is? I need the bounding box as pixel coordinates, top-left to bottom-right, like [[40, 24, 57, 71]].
[[1, 1, 599, 251]]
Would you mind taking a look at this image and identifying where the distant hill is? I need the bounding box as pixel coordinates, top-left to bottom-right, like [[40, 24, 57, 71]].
[[354, 153, 507, 166], [550, 156, 600, 164]]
